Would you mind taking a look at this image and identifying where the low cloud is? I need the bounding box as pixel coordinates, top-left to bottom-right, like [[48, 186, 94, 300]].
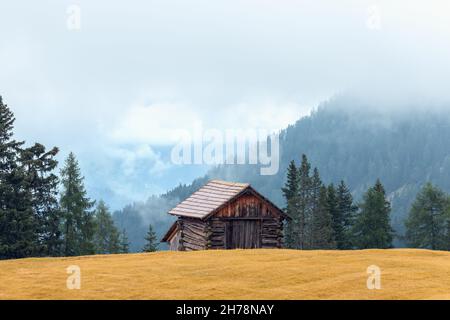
[[1, 0, 450, 207], [109, 98, 311, 146]]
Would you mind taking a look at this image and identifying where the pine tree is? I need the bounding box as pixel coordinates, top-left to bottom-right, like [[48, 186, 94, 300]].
[[0, 96, 37, 259], [93, 201, 121, 254], [353, 179, 393, 249], [119, 229, 130, 253], [143, 224, 159, 252], [336, 180, 357, 249], [405, 183, 448, 250], [311, 186, 336, 249], [282, 160, 299, 248], [60, 153, 96, 256]]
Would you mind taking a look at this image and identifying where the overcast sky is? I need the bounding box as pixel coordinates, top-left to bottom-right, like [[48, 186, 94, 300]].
[[1, 0, 450, 205]]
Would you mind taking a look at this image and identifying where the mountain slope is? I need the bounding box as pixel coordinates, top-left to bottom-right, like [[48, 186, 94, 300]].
[[206, 97, 450, 242], [115, 96, 450, 249]]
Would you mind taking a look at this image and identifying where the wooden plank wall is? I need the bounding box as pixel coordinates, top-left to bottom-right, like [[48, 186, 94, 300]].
[[261, 218, 284, 248], [177, 192, 285, 251], [209, 218, 225, 249], [206, 217, 283, 249], [215, 193, 279, 219], [169, 229, 181, 251], [178, 218, 209, 251]]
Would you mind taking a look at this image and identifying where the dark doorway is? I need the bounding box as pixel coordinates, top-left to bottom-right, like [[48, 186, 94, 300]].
[[225, 220, 261, 249]]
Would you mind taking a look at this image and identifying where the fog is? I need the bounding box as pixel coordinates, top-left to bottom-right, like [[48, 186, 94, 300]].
[[1, 0, 450, 205]]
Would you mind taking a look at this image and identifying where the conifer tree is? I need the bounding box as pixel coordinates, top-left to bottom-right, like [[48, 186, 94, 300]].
[[282, 160, 299, 201], [0, 97, 37, 259], [353, 179, 393, 249], [336, 180, 357, 249], [143, 224, 159, 252], [60, 153, 96, 256], [119, 229, 130, 253], [282, 160, 299, 248], [296, 154, 311, 249], [327, 183, 342, 246], [93, 200, 121, 254], [282, 155, 333, 250], [405, 183, 449, 250], [311, 186, 336, 249], [21, 143, 61, 256], [308, 167, 324, 248]]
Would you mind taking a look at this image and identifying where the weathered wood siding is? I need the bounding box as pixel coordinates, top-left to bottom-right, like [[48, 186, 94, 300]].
[[228, 220, 261, 249], [261, 218, 284, 248], [205, 192, 284, 250], [176, 191, 285, 251], [169, 229, 181, 251], [178, 218, 209, 251], [206, 217, 283, 249], [208, 218, 226, 249], [215, 192, 280, 218]]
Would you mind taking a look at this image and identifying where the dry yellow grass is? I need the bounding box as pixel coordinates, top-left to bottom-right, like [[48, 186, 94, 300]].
[[1, 249, 450, 300]]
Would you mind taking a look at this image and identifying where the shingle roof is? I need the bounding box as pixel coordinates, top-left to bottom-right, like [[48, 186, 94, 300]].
[[168, 180, 250, 219]]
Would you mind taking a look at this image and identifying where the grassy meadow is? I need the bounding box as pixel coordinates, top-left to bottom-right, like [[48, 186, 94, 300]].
[[1, 249, 449, 300]]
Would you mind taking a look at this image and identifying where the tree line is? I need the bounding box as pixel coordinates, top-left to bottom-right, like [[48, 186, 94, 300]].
[[0, 96, 159, 260], [283, 155, 450, 251], [405, 183, 450, 250], [282, 155, 393, 250]]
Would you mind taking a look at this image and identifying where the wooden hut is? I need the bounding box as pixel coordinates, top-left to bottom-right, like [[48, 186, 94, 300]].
[[162, 180, 288, 251]]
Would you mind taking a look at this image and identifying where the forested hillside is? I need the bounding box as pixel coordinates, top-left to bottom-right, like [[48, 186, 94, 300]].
[[115, 96, 450, 249], [112, 178, 208, 251]]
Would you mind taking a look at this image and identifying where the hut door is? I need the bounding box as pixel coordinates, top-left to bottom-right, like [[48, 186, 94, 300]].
[[226, 220, 261, 249]]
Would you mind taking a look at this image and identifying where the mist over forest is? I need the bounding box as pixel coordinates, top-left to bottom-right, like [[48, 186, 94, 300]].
[[113, 95, 450, 250], [3, 1, 450, 252]]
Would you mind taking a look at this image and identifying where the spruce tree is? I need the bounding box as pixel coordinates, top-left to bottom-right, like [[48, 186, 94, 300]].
[[311, 186, 336, 249], [282, 155, 329, 250], [353, 179, 393, 249], [327, 184, 342, 247], [405, 183, 448, 250], [336, 180, 357, 249], [296, 154, 311, 249], [143, 224, 159, 252], [93, 201, 121, 254], [282, 160, 299, 248], [282, 160, 299, 200], [308, 167, 324, 248], [21, 143, 62, 256], [0, 96, 37, 259], [119, 229, 130, 253], [60, 152, 96, 256]]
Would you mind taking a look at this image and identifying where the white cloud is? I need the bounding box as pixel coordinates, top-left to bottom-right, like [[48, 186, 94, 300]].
[[106, 144, 171, 176], [108, 102, 202, 145], [221, 100, 312, 132], [3, 0, 450, 151], [108, 98, 311, 146]]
